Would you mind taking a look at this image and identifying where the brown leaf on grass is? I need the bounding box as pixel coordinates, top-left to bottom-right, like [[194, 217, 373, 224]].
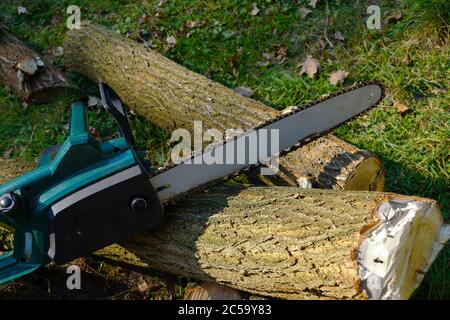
[[275, 45, 287, 63], [186, 20, 197, 29], [261, 45, 287, 65], [431, 87, 446, 94], [308, 0, 319, 8], [334, 31, 345, 42], [166, 35, 177, 46], [386, 10, 403, 24], [250, 3, 260, 16], [17, 6, 30, 15], [299, 7, 311, 18], [402, 54, 411, 66], [329, 70, 349, 85], [262, 51, 275, 61], [163, 35, 177, 51], [394, 101, 410, 115], [299, 55, 320, 78]]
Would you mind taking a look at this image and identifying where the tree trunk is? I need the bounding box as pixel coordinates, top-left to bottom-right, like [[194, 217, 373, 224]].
[[0, 29, 75, 104], [123, 186, 449, 300], [2, 159, 446, 300], [64, 21, 384, 191]]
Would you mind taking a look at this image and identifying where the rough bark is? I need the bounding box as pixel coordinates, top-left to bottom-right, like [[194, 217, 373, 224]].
[[123, 187, 449, 300], [64, 21, 384, 191], [0, 158, 448, 299], [0, 29, 75, 103]]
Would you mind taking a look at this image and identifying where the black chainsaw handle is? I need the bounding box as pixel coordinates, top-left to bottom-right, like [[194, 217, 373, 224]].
[[99, 82, 135, 145]]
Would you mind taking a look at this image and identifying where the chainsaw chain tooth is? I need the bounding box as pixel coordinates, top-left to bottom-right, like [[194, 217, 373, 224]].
[[154, 81, 385, 205]]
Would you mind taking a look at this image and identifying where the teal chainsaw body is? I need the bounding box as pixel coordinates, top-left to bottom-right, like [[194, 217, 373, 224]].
[[0, 83, 164, 285]]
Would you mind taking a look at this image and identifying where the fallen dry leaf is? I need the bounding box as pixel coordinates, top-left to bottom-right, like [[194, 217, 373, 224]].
[[386, 10, 403, 24], [334, 31, 345, 42], [308, 0, 319, 8], [274, 45, 287, 63], [256, 60, 270, 67], [262, 51, 275, 61], [186, 20, 197, 29], [394, 101, 410, 115], [431, 87, 446, 94], [17, 6, 30, 15], [261, 45, 287, 65], [250, 3, 260, 16], [233, 86, 254, 98], [164, 35, 177, 50], [402, 54, 411, 66], [299, 7, 311, 18], [54, 47, 64, 57], [299, 55, 320, 78], [166, 35, 177, 45], [329, 70, 349, 85]]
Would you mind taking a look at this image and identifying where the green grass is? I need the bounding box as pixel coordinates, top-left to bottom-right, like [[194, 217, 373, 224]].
[[0, 0, 448, 299]]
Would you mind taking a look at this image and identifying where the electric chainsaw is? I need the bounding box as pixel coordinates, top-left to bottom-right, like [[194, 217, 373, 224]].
[[0, 81, 384, 285]]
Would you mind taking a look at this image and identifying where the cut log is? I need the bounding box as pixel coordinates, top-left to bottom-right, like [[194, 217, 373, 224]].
[[123, 187, 449, 300], [0, 29, 75, 103], [64, 21, 384, 191], [2, 159, 446, 299]]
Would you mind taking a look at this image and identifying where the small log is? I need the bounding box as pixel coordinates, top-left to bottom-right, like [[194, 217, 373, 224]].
[[64, 21, 384, 191], [0, 29, 75, 103], [0, 159, 448, 299]]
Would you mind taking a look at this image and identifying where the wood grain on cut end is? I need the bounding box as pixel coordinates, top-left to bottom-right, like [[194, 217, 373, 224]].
[[0, 29, 76, 104], [358, 198, 450, 299], [279, 135, 386, 190]]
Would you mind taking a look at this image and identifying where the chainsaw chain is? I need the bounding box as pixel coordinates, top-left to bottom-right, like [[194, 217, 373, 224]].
[[151, 80, 385, 206]]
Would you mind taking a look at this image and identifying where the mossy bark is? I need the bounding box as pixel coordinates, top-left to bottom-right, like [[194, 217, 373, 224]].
[[64, 21, 384, 191], [0, 29, 75, 103]]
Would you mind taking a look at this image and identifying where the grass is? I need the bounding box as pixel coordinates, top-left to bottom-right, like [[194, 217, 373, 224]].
[[0, 0, 449, 299]]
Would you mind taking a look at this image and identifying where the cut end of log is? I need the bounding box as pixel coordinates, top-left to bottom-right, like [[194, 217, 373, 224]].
[[357, 199, 450, 300], [0, 29, 76, 105], [345, 157, 385, 191]]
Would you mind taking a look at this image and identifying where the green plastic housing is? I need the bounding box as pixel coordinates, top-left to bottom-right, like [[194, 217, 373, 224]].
[[0, 102, 137, 284]]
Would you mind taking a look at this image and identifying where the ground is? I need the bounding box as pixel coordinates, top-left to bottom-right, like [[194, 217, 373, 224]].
[[0, 0, 448, 299]]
